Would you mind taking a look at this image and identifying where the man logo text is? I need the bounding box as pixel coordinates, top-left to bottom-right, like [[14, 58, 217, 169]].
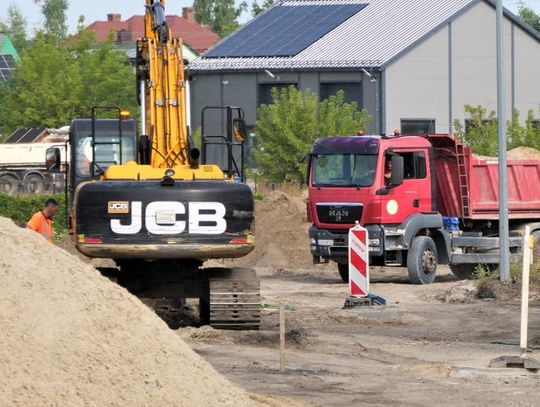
[[110, 201, 227, 235]]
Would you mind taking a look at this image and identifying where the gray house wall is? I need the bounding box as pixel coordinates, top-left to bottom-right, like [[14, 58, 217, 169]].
[[190, 69, 379, 166], [385, 0, 540, 135], [190, 0, 540, 168], [385, 24, 449, 134]]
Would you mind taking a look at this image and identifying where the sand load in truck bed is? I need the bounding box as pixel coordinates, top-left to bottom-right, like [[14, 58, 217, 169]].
[[0, 217, 261, 406]]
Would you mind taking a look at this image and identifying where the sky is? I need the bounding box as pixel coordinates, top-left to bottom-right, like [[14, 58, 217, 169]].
[[1, 0, 540, 35]]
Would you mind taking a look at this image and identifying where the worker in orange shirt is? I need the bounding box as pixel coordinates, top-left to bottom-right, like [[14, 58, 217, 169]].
[[27, 198, 59, 243]]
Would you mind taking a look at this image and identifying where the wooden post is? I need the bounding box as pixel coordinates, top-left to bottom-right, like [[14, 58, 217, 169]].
[[520, 226, 532, 358], [279, 304, 285, 372]]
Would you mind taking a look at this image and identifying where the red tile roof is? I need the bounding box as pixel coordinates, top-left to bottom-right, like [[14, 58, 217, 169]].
[[86, 15, 218, 53]]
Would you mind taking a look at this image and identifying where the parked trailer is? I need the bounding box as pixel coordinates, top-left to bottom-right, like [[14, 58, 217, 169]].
[[0, 142, 68, 195], [306, 133, 539, 284]]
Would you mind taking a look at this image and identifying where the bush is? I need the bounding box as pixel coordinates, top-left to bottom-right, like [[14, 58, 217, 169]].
[[0, 193, 67, 242], [253, 87, 372, 183], [454, 104, 540, 156]]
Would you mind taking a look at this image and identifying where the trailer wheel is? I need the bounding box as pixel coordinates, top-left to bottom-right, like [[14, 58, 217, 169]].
[[449, 264, 476, 280], [337, 263, 349, 283], [0, 174, 19, 196], [407, 236, 438, 285], [24, 174, 45, 195]]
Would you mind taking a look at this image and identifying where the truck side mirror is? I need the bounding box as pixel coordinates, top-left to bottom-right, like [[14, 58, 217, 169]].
[[232, 118, 247, 142], [389, 155, 404, 186], [46, 147, 61, 172]]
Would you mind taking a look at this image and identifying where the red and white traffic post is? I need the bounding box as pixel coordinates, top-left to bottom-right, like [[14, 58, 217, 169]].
[[348, 221, 369, 297]]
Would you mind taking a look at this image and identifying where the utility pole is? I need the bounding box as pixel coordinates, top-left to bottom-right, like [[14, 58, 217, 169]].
[[496, 0, 510, 282]]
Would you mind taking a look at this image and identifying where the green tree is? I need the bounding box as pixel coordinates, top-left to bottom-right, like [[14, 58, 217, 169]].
[[254, 87, 372, 183], [34, 0, 69, 40], [0, 5, 28, 52], [0, 32, 81, 131], [453, 104, 540, 155], [251, 0, 274, 16], [518, 1, 540, 32], [193, 0, 247, 37], [0, 29, 137, 135], [453, 105, 498, 156]]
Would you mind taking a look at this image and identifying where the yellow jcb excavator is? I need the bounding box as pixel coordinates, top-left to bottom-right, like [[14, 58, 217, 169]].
[[47, 0, 259, 329]]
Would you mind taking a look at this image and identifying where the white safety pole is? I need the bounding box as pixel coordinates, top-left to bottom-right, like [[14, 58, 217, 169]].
[[520, 226, 532, 358]]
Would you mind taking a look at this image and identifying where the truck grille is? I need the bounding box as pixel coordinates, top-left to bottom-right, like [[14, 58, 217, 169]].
[[316, 203, 363, 224]]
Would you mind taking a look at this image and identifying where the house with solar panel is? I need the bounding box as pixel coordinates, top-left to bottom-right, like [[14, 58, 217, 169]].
[[0, 33, 18, 82], [190, 0, 540, 147]]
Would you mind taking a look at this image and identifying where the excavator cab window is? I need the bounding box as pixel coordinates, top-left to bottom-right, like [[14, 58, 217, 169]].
[[201, 106, 247, 181]]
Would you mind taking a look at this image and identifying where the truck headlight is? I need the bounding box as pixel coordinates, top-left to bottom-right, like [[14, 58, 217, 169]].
[[368, 238, 380, 246]]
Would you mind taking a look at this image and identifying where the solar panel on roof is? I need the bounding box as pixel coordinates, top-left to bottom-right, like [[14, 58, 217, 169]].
[[0, 54, 16, 81], [205, 4, 367, 58]]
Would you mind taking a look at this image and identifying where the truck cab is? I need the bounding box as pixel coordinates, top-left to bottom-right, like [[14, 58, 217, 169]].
[[307, 134, 446, 284]]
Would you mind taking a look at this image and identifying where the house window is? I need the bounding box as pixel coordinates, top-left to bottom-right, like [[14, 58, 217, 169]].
[[531, 120, 540, 130], [464, 118, 492, 134], [258, 83, 297, 106], [319, 82, 362, 106], [400, 119, 435, 135]]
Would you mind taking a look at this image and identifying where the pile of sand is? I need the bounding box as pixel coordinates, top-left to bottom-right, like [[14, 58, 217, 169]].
[[507, 146, 540, 159], [234, 191, 314, 270], [474, 146, 540, 161], [0, 217, 260, 406]]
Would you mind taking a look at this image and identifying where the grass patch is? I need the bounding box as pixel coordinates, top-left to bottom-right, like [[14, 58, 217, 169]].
[[0, 193, 68, 243], [474, 260, 540, 300]]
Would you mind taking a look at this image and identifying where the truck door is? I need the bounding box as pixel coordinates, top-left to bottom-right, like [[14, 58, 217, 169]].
[[381, 148, 432, 223]]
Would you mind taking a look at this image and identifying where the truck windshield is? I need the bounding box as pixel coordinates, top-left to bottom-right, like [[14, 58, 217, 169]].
[[312, 154, 377, 187]]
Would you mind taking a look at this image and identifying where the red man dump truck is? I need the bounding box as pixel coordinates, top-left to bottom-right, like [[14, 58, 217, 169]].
[[306, 133, 540, 284]]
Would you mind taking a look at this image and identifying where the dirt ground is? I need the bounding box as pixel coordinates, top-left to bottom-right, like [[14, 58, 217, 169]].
[[54, 190, 540, 406], [176, 264, 540, 406]]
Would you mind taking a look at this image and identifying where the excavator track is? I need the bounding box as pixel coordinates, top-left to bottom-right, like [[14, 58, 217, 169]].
[[206, 268, 261, 330]]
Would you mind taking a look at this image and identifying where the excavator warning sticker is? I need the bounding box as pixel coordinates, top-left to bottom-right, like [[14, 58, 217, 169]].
[[108, 201, 130, 214]]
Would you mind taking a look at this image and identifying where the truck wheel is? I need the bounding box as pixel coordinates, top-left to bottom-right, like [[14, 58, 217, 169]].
[[24, 174, 45, 195], [337, 263, 349, 283], [0, 174, 19, 196], [407, 236, 438, 285], [449, 264, 476, 280]]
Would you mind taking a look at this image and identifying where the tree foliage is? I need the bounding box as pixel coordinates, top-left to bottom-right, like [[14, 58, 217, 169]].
[[251, 0, 274, 16], [34, 0, 69, 40], [0, 5, 28, 53], [0, 29, 137, 135], [254, 86, 372, 183], [453, 104, 540, 156], [193, 0, 247, 37], [518, 1, 540, 32]]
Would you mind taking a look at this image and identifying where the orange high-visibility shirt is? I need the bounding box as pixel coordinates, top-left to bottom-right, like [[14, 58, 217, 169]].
[[27, 211, 53, 243]]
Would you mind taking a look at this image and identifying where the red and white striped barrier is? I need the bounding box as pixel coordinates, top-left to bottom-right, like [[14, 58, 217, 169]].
[[348, 223, 369, 297]]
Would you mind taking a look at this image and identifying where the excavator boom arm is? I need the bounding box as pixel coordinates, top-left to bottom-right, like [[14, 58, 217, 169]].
[[139, 0, 188, 168]]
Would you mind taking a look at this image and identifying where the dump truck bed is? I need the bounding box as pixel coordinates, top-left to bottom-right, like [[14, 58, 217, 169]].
[[427, 134, 540, 220]]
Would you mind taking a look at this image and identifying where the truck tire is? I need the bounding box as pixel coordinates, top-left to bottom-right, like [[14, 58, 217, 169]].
[[337, 263, 349, 283], [449, 264, 476, 280], [24, 174, 46, 195], [0, 174, 19, 196], [407, 236, 438, 285]]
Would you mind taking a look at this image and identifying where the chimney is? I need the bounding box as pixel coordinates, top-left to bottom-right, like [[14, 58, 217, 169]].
[[182, 7, 194, 22], [107, 14, 121, 22]]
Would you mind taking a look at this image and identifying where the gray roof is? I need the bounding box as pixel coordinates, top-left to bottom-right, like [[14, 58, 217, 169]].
[[190, 0, 540, 72]]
